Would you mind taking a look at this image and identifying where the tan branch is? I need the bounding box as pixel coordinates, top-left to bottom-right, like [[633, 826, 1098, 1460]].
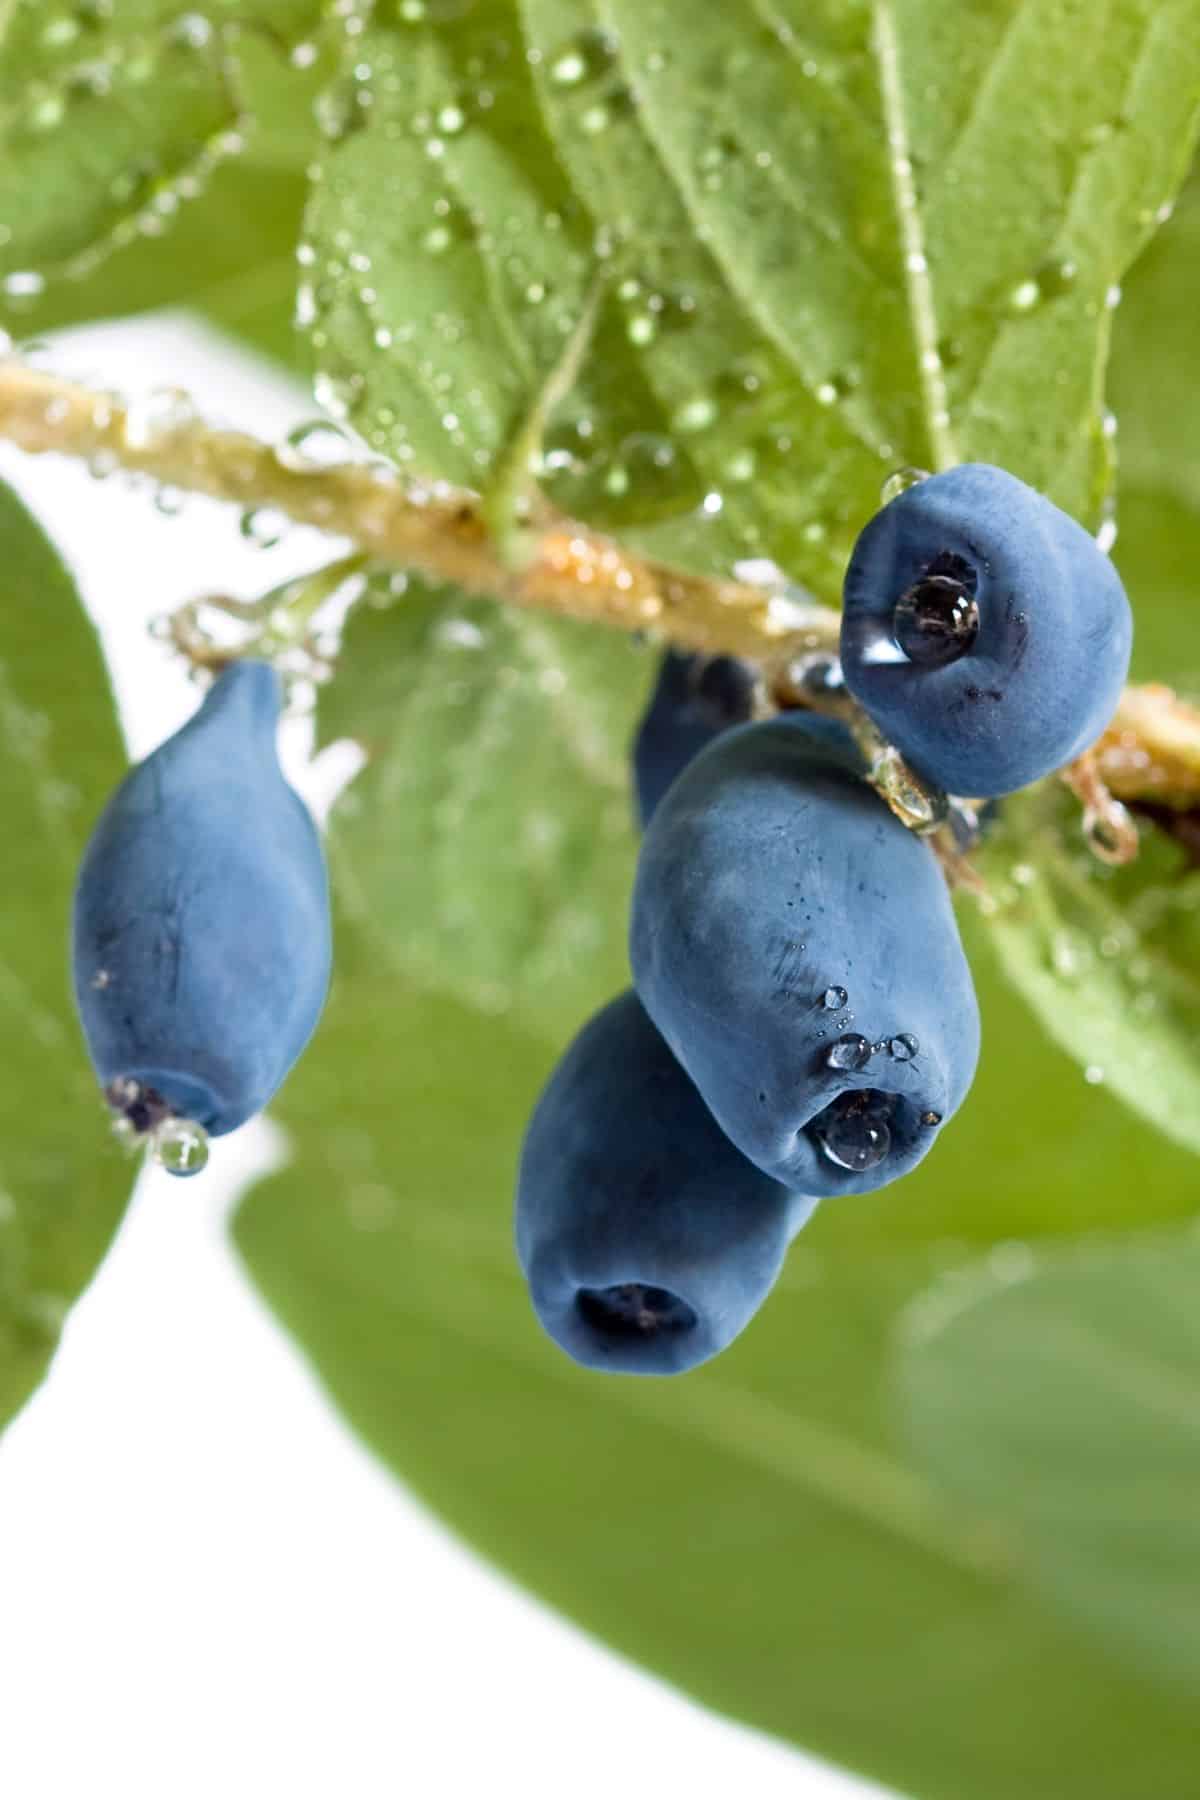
[[5, 357, 1200, 839], [0, 358, 837, 665]]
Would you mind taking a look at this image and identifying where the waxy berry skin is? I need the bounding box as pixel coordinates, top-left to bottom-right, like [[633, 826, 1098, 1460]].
[[72, 660, 331, 1138], [630, 713, 980, 1198], [840, 464, 1132, 797]]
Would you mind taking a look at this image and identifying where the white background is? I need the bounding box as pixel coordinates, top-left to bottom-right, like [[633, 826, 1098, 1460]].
[[0, 320, 895, 1800]]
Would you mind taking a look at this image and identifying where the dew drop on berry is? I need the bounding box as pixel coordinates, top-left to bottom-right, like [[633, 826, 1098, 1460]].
[[889, 1033, 919, 1060], [825, 1033, 872, 1071], [153, 1117, 210, 1178], [893, 563, 980, 668], [812, 1091, 892, 1172], [822, 985, 848, 1011]]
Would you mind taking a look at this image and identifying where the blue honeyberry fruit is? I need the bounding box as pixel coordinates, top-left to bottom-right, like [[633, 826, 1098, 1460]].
[[631, 649, 756, 826], [840, 463, 1132, 796], [629, 712, 980, 1199], [516, 989, 817, 1376], [72, 659, 331, 1140]]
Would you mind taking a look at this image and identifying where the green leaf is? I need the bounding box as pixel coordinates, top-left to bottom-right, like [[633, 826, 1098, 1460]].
[[1108, 167, 1200, 685], [9, 158, 307, 367], [303, 0, 1200, 594], [974, 781, 1200, 1157], [900, 1227, 1200, 1693], [1109, 168, 1200, 516], [970, 165, 1200, 1147], [0, 0, 322, 296], [234, 927, 1200, 1800], [320, 582, 648, 1044], [0, 479, 135, 1431]]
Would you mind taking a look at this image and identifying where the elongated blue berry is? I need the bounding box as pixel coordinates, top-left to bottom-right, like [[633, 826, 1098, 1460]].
[[630, 713, 980, 1198], [632, 650, 756, 826], [72, 660, 330, 1142], [840, 464, 1132, 796], [517, 990, 816, 1375]]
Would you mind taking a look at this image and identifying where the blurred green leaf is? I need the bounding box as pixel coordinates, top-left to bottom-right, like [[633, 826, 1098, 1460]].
[[303, 0, 1200, 592], [321, 585, 648, 1044], [0, 0, 321, 299], [0, 479, 134, 1431], [1109, 170, 1200, 514], [974, 163, 1200, 1147], [1109, 166, 1200, 684], [900, 1226, 1200, 1692], [974, 783, 1200, 1157], [234, 919, 1200, 1800], [7, 159, 306, 366]]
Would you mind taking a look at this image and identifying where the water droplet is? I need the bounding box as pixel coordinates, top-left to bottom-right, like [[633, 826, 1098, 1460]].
[[591, 432, 697, 517], [3, 271, 45, 301], [552, 50, 587, 84], [153, 1117, 210, 1178], [42, 13, 82, 46], [239, 507, 288, 549], [893, 556, 979, 667], [889, 1033, 919, 1061], [1037, 256, 1078, 297], [920, 1110, 942, 1127], [1009, 277, 1041, 314], [880, 465, 930, 505], [672, 394, 717, 434], [722, 447, 756, 483], [548, 27, 618, 88], [167, 11, 213, 49], [276, 419, 350, 471], [812, 1091, 893, 1172], [123, 387, 195, 451], [822, 985, 848, 1011], [1084, 1064, 1105, 1086], [153, 483, 185, 517], [25, 88, 66, 132], [826, 1033, 873, 1072]]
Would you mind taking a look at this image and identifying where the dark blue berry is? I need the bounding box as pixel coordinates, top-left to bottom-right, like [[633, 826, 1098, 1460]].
[[840, 464, 1132, 796], [72, 660, 331, 1138], [516, 990, 816, 1375], [629, 712, 980, 1197], [632, 649, 756, 827]]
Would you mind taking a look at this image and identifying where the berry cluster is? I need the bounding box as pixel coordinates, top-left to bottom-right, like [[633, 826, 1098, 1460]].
[[67, 465, 1130, 1363], [518, 465, 1132, 1376]]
